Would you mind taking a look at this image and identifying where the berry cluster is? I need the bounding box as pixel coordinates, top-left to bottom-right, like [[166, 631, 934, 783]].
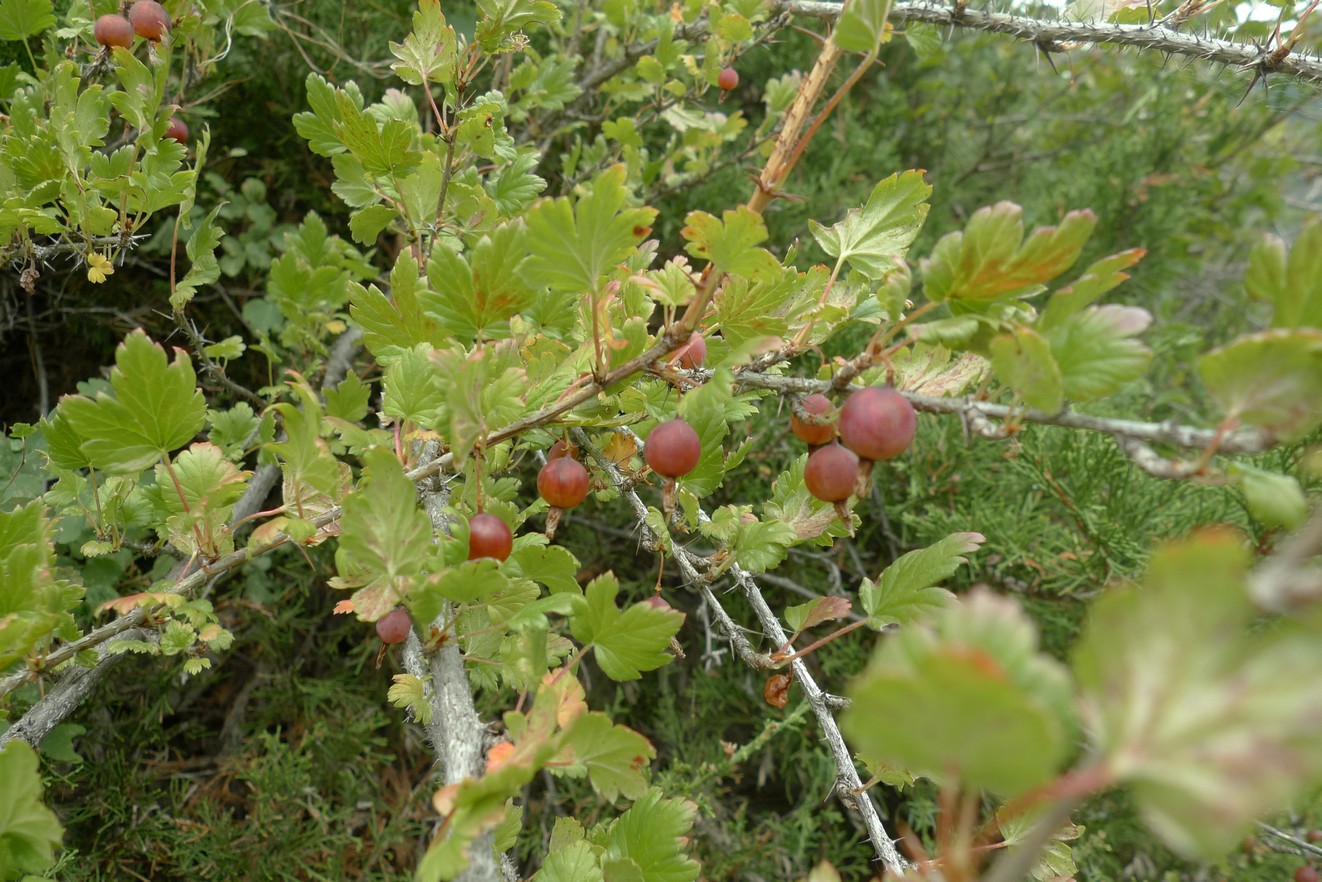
[[95, 2, 170, 47], [371, 335, 917, 640], [95, 3, 187, 143], [800, 386, 917, 519]]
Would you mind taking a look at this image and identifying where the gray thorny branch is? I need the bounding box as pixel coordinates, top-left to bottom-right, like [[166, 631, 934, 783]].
[[400, 444, 514, 882]]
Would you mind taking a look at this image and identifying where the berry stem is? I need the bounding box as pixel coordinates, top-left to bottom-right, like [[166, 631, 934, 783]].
[[772, 618, 868, 665]]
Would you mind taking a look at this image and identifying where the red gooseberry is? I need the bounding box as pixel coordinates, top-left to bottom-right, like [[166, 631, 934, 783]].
[[675, 332, 706, 370], [128, 0, 170, 41], [164, 117, 189, 143], [94, 14, 134, 49], [1296, 867, 1320, 882], [644, 418, 701, 479], [538, 457, 590, 510], [805, 444, 858, 504], [375, 608, 411, 645], [718, 66, 738, 91], [791, 393, 835, 446], [467, 513, 513, 562], [838, 386, 917, 462]]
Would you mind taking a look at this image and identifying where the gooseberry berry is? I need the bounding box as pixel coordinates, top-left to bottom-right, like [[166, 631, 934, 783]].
[[645, 418, 701, 479], [468, 513, 513, 562], [718, 66, 738, 91], [791, 393, 836, 446], [128, 0, 170, 40], [94, 14, 133, 48], [538, 456, 590, 540], [839, 385, 917, 495], [839, 386, 916, 462], [676, 332, 706, 370], [376, 608, 411, 645], [538, 457, 589, 509], [804, 444, 858, 504], [164, 117, 189, 143]]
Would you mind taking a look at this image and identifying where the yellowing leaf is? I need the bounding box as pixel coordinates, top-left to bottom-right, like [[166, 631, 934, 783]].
[[922, 203, 1095, 304]]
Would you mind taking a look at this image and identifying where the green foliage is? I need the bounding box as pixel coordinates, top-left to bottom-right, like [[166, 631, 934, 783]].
[[55, 330, 206, 474], [809, 170, 932, 282], [4, 0, 1322, 879], [0, 741, 62, 879], [859, 531, 984, 628], [569, 574, 684, 682], [0, 501, 80, 676], [334, 447, 436, 620]]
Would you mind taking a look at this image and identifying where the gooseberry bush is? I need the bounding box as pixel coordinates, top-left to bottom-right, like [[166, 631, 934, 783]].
[[3, 0, 1322, 880]]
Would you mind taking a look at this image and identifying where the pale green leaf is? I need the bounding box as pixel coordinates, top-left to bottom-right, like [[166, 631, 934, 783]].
[[382, 344, 445, 427], [171, 205, 226, 311], [681, 205, 779, 278], [335, 447, 435, 620], [389, 0, 457, 86], [564, 712, 655, 801], [57, 330, 206, 473], [1044, 305, 1152, 400], [474, 0, 561, 52], [989, 327, 1064, 412], [535, 840, 603, 882], [569, 575, 683, 681], [1229, 464, 1307, 531], [0, 0, 53, 41], [601, 789, 699, 882], [1073, 531, 1322, 859], [861, 532, 983, 628], [922, 204, 1095, 304], [834, 0, 891, 53], [1246, 220, 1322, 329], [809, 171, 931, 281], [523, 165, 657, 294], [0, 741, 62, 877], [1040, 248, 1146, 328], [1198, 329, 1322, 442], [421, 222, 537, 341], [387, 673, 434, 725]]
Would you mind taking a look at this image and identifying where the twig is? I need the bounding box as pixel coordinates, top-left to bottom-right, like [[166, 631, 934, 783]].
[[729, 371, 1273, 456], [777, 0, 1322, 85], [1258, 822, 1322, 859], [175, 313, 266, 408], [399, 445, 503, 882], [0, 233, 147, 268], [0, 629, 155, 749]]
